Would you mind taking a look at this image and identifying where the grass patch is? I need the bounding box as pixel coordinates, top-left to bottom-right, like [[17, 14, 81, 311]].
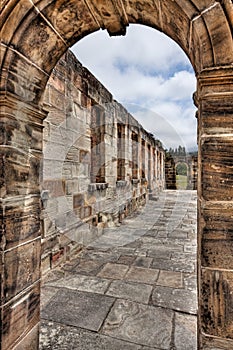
[[176, 175, 188, 190]]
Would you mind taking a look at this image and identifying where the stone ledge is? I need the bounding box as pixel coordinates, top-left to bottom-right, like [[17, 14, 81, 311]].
[[116, 180, 127, 188], [88, 183, 109, 192]]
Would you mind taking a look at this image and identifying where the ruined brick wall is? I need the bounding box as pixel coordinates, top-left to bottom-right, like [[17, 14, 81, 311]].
[[41, 50, 165, 273], [165, 153, 177, 190]]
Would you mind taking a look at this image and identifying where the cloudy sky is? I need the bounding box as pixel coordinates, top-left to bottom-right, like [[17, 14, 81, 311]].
[[72, 24, 197, 151]]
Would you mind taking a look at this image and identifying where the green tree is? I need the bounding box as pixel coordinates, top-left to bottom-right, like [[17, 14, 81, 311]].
[[176, 163, 187, 175]]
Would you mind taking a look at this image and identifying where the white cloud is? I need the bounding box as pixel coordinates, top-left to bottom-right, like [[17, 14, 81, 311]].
[[71, 24, 197, 151]]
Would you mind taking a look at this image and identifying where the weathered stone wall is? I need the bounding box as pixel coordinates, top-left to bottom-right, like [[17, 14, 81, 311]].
[[41, 50, 165, 273], [165, 153, 177, 190]]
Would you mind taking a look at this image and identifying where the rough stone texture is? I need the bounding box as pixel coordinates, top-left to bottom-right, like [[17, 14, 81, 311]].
[[202, 335, 233, 350], [46, 274, 110, 294], [197, 67, 233, 346], [1, 0, 233, 348], [125, 266, 159, 284], [156, 270, 183, 288], [41, 288, 115, 332], [151, 285, 197, 314], [97, 262, 129, 279], [102, 299, 173, 349], [40, 321, 142, 350], [106, 280, 153, 304], [174, 313, 197, 350]]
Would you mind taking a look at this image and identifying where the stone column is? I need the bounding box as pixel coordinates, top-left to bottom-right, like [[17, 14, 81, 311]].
[[136, 132, 141, 180], [197, 68, 233, 348], [187, 160, 192, 190], [0, 92, 47, 349]]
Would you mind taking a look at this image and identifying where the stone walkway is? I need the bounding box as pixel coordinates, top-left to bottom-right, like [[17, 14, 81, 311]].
[[40, 190, 197, 350]]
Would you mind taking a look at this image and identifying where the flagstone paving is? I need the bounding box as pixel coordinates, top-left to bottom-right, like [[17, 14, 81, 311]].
[[40, 190, 197, 349]]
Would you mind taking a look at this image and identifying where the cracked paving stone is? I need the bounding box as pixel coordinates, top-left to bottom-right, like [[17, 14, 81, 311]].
[[39, 320, 142, 350], [106, 280, 153, 304], [97, 263, 129, 279], [174, 312, 197, 350], [151, 286, 197, 314], [125, 266, 159, 284], [41, 288, 115, 332], [102, 299, 173, 349], [46, 274, 110, 294]]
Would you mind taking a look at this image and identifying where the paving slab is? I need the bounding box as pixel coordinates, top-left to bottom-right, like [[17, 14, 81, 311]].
[[183, 273, 198, 290], [156, 270, 183, 288], [40, 320, 142, 350], [79, 250, 120, 263], [42, 288, 115, 331], [97, 263, 129, 279], [102, 299, 174, 349], [174, 312, 197, 350], [106, 280, 153, 304], [71, 259, 104, 276], [125, 266, 159, 284], [40, 286, 60, 309], [46, 274, 110, 294], [117, 255, 136, 265], [151, 286, 197, 314], [151, 258, 195, 273], [133, 256, 153, 268]]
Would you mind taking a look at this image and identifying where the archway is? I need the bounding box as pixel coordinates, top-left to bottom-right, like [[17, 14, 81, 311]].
[[1, 1, 233, 349]]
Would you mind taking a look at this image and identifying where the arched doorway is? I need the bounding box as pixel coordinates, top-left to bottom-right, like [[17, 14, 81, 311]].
[[1, 1, 233, 349]]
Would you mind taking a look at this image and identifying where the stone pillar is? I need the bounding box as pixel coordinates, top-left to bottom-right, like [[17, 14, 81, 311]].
[[147, 144, 152, 189], [197, 68, 233, 348], [155, 147, 158, 183], [0, 92, 47, 349], [161, 152, 165, 189], [186, 161, 192, 190]]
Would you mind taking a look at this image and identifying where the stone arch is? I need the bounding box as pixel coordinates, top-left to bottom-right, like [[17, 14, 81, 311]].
[[1, 1, 233, 349]]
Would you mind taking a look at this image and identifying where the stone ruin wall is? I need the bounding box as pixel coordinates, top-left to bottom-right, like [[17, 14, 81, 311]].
[[165, 153, 198, 190], [41, 50, 165, 273]]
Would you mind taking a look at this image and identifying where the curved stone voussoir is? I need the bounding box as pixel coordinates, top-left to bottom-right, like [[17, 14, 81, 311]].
[[83, 0, 128, 36], [40, 0, 101, 45], [202, 2, 233, 67]]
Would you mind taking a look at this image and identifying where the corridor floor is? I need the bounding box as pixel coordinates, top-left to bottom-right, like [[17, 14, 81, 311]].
[[40, 190, 197, 350]]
